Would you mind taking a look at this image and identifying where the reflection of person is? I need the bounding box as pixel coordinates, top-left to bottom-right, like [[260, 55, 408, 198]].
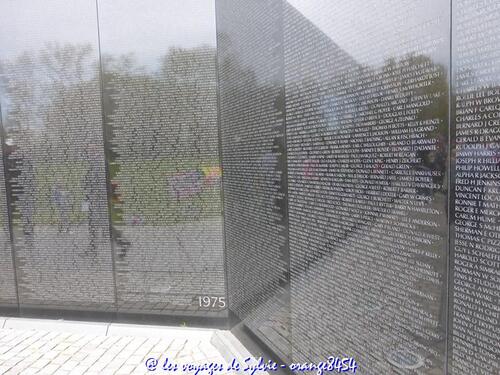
[[114, 225, 131, 259], [168, 171, 203, 199], [21, 157, 36, 250], [167, 170, 204, 218], [82, 143, 103, 257], [51, 180, 70, 233], [110, 180, 131, 258], [433, 134, 447, 189]]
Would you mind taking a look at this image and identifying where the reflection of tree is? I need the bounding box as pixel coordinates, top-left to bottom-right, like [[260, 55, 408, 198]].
[[279, 4, 451, 370], [0, 63, 17, 304], [216, 12, 290, 356], [0, 42, 107, 225], [103, 46, 221, 225], [290, 52, 450, 374], [0, 42, 116, 306]]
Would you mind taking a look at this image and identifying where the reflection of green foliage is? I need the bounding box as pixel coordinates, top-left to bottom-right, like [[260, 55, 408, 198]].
[[32, 161, 89, 224], [104, 46, 222, 225], [111, 158, 221, 225], [1, 43, 107, 226], [381, 54, 449, 188], [11, 157, 221, 226], [1, 43, 223, 226], [393, 54, 449, 138]]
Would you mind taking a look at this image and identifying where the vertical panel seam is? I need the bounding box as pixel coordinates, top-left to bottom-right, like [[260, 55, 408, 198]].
[[94, 0, 119, 316], [214, 0, 231, 326]]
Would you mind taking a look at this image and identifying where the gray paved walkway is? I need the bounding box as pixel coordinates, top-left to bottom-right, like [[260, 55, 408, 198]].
[[0, 318, 233, 375]]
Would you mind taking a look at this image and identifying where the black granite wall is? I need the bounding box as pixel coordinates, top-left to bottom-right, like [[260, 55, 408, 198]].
[[0, 1, 498, 373], [450, 0, 500, 373], [216, 0, 290, 359], [218, 0, 499, 374], [285, 0, 450, 371], [0, 0, 115, 313], [0, 0, 226, 319], [98, 0, 226, 318]]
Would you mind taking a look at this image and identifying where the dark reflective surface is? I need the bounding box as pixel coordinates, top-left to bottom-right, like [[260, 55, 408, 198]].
[[98, 0, 226, 317], [450, 0, 500, 373], [216, 0, 452, 370], [0, 123, 17, 309], [216, 0, 290, 360], [0, 1, 499, 372], [285, 0, 449, 372], [0, 0, 115, 311]]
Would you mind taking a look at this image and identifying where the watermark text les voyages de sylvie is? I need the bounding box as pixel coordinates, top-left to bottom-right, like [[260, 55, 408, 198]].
[[145, 356, 358, 374]]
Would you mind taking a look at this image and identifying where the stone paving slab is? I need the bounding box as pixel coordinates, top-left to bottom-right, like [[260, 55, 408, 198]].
[[3, 318, 109, 335], [0, 317, 232, 375], [107, 323, 214, 341]]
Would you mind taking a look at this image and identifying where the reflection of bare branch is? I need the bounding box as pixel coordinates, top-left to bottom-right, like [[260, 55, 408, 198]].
[[38, 42, 94, 84]]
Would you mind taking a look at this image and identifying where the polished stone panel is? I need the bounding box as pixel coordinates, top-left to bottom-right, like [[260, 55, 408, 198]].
[[284, 0, 449, 372], [0, 125, 17, 309], [0, 2, 499, 373], [0, 0, 115, 311], [216, 0, 290, 359], [450, 0, 500, 373], [98, 0, 226, 317]]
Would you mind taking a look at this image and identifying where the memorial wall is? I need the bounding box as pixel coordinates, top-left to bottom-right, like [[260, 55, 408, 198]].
[[0, 0, 498, 373], [217, 0, 498, 374], [0, 0, 116, 312], [0, 0, 226, 318], [285, 0, 449, 371], [216, 0, 290, 359], [0, 138, 17, 310], [450, 0, 500, 373], [98, 0, 226, 318]]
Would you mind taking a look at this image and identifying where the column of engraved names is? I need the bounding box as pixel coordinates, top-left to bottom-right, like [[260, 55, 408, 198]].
[[452, 0, 500, 373], [217, 0, 289, 355], [0, 140, 16, 306], [1, 42, 115, 308], [104, 44, 225, 313], [285, 7, 447, 368]]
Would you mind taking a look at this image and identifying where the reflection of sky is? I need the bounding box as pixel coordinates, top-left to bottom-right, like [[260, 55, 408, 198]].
[[0, 0, 216, 120], [0, 0, 98, 58], [98, 0, 216, 71], [0, 0, 97, 123], [286, 0, 449, 67], [0, 0, 216, 70]]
